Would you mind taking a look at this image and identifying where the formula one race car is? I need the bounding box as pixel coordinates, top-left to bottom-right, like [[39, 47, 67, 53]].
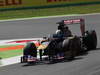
[[21, 18, 97, 64]]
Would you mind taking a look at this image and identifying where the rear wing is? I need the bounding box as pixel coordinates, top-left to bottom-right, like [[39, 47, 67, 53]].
[[62, 19, 85, 36], [63, 19, 84, 25]]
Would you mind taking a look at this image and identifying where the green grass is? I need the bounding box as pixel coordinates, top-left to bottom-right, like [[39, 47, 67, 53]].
[[0, 45, 40, 59], [0, 45, 19, 48], [0, 45, 23, 59], [0, 49, 23, 59], [0, 4, 100, 20]]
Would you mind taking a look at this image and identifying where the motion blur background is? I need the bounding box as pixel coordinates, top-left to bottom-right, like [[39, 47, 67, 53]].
[[0, 0, 100, 20]]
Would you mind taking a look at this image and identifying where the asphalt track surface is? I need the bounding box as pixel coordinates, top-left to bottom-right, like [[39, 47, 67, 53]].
[[0, 14, 100, 75]]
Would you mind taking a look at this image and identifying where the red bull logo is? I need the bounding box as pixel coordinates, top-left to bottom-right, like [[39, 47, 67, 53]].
[[0, 0, 22, 6]]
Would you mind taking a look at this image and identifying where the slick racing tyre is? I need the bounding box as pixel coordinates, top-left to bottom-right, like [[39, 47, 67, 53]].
[[23, 42, 37, 57], [63, 36, 81, 60], [83, 30, 97, 50]]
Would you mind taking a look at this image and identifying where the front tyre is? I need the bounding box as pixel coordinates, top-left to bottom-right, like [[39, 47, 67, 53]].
[[23, 42, 37, 57]]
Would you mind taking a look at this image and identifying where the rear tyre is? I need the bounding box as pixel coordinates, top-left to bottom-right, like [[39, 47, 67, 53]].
[[64, 36, 81, 60], [83, 30, 97, 50]]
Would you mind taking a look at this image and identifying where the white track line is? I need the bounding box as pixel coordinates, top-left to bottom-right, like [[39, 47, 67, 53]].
[[0, 53, 47, 67], [0, 13, 100, 22], [0, 38, 42, 45], [0, 56, 22, 67]]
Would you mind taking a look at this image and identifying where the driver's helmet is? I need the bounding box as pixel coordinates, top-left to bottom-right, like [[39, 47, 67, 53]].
[[57, 21, 66, 30], [58, 25, 63, 30]]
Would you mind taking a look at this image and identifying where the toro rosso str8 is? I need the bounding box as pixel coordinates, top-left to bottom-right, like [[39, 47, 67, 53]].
[[21, 18, 97, 64]]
